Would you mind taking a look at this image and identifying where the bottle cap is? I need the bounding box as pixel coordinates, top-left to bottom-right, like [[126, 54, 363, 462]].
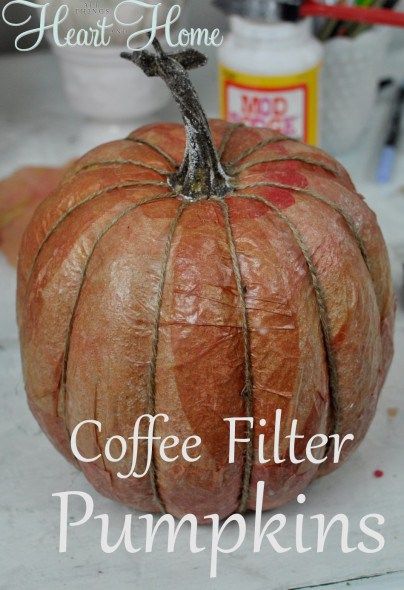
[[213, 0, 301, 22], [214, 0, 277, 19]]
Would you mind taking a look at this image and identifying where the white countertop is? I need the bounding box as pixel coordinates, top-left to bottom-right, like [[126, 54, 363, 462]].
[[0, 49, 404, 590]]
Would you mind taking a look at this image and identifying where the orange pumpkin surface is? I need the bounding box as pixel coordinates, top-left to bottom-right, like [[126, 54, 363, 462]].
[[17, 41, 394, 522]]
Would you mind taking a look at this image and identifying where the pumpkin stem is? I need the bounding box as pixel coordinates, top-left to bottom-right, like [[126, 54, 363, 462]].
[[121, 38, 231, 200]]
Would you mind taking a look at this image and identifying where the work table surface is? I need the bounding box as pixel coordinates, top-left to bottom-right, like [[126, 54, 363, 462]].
[[0, 49, 403, 590]]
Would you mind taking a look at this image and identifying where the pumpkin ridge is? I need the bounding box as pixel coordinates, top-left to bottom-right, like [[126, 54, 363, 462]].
[[147, 201, 188, 514], [126, 136, 178, 168], [56, 194, 173, 470], [237, 180, 371, 275], [235, 193, 340, 444], [69, 160, 172, 178], [219, 199, 254, 514], [225, 136, 297, 168], [232, 156, 339, 178], [26, 180, 170, 284], [218, 122, 245, 159]]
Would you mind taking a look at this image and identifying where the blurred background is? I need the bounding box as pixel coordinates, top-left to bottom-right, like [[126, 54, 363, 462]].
[[0, 0, 403, 158], [0, 0, 403, 266]]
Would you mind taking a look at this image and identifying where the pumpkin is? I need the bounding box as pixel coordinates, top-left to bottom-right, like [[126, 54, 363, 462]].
[[17, 39, 395, 522]]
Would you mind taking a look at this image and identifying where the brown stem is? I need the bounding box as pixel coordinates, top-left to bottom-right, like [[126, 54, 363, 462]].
[[121, 38, 231, 200]]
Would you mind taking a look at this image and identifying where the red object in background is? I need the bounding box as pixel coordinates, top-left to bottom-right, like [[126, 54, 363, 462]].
[[301, 0, 404, 28], [0, 166, 70, 267], [374, 469, 385, 478]]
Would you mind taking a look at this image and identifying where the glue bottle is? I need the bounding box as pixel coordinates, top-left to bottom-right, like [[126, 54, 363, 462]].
[[216, 0, 323, 145]]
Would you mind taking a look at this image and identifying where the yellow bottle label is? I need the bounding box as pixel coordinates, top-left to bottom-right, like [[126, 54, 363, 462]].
[[219, 64, 320, 146]]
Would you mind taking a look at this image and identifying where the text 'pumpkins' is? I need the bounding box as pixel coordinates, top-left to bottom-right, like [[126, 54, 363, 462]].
[[17, 40, 395, 521]]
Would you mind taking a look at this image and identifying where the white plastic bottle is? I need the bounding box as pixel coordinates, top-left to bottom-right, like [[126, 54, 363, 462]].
[[218, 10, 323, 145]]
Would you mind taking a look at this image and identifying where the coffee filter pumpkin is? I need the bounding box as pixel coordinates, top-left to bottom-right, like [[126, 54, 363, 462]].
[[17, 40, 395, 522]]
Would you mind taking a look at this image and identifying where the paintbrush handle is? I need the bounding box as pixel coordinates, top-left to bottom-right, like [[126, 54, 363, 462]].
[[302, 1, 404, 27]]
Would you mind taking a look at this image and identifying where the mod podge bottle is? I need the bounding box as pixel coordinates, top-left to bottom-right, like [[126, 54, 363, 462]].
[[217, 0, 323, 145]]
